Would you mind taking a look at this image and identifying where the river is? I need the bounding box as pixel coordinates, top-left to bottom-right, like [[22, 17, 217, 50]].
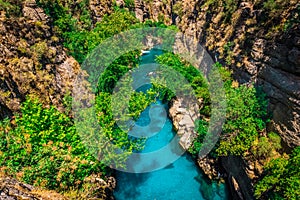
[[113, 49, 229, 200]]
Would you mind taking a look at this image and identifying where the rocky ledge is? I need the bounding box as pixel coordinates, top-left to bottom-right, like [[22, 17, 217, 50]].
[[168, 98, 222, 180], [0, 0, 82, 120], [0, 174, 116, 200], [0, 175, 65, 200], [168, 98, 200, 150]]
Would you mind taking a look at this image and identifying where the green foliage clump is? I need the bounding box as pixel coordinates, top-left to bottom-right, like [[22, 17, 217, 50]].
[[160, 59, 268, 157], [152, 55, 268, 158], [37, 0, 140, 64], [63, 10, 139, 63], [155, 53, 210, 113], [0, 98, 107, 191], [224, 41, 234, 65], [255, 146, 300, 200], [188, 119, 208, 156], [124, 0, 135, 9], [0, 0, 22, 17], [216, 83, 268, 156], [222, 0, 238, 23], [252, 132, 282, 159], [30, 41, 48, 60], [201, 0, 238, 22], [97, 51, 140, 94], [173, 1, 184, 18], [95, 92, 147, 154], [263, 0, 290, 16], [37, 0, 92, 32]]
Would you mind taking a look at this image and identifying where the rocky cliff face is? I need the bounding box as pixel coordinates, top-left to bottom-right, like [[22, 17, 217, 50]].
[[128, 1, 299, 199], [168, 98, 200, 150], [0, 175, 66, 200], [0, 0, 299, 199], [0, 172, 115, 200], [0, 0, 80, 119], [133, 0, 300, 148]]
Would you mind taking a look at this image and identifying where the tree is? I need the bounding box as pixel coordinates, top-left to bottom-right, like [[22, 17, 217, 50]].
[[255, 146, 300, 199]]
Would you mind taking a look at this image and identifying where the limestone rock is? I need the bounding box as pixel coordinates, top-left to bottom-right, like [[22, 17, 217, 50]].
[[168, 98, 200, 150], [131, 0, 300, 148], [134, 0, 146, 22], [0, 176, 65, 200], [197, 157, 219, 180], [83, 175, 116, 199], [89, 0, 113, 23], [22, 0, 49, 23], [0, 4, 83, 119], [0, 174, 115, 200], [134, 0, 172, 25]]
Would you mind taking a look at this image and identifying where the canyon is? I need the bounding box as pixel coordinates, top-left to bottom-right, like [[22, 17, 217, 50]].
[[0, 0, 299, 199]]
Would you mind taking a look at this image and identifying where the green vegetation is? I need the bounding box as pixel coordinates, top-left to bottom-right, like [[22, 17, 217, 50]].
[[252, 132, 282, 159], [155, 53, 210, 113], [159, 58, 269, 157], [173, 1, 184, 18], [124, 0, 135, 9], [151, 53, 268, 159], [202, 0, 238, 22], [150, 53, 269, 160], [159, 54, 297, 200], [0, 53, 155, 191], [188, 120, 209, 156], [223, 41, 234, 65], [0, 1, 299, 199], [0, 98, 107, 190], [63, 10, 139, 63], [0, 2, 156, 194], [0, 0, 22, 17], [216, 83, 268, 156], [37, 0, 92, 32], [255, 146, 300, 200], [36, 0, 141, 63], [263, 0, 290, 17]]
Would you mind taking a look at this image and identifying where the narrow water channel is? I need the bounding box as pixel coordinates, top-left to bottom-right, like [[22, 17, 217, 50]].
[[113, 49, 229, 200]]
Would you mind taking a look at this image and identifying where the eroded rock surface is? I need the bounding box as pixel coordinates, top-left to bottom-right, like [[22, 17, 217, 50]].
[[132, 0, 300, 148], [169, 98, 200, 150], [0, 1, 81, 119], [0, 176, 65, 200]]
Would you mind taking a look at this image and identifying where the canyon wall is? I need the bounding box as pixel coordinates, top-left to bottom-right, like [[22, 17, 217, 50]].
[[0, 1, 298, 199], [0, 0, 81, 119], [2, 0, 298, 147], [132, 0, 300, 148]]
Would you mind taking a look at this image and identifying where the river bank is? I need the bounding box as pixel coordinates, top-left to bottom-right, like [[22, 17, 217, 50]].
[[168, 97, 257, 200]]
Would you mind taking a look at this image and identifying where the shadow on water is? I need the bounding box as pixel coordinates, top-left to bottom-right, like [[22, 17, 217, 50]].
[[114, 172, 150, 199], [195, 174, 215, 200], [163, 163, 174, 170]]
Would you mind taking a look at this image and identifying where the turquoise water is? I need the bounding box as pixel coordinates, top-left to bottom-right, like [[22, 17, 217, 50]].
[[113, 49, 229, 200], [113, 102, 229, 200]]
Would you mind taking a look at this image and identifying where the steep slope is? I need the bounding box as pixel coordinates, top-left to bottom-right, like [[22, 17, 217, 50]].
[[132, 0, 300, 148], [0, 0, 80, 119]]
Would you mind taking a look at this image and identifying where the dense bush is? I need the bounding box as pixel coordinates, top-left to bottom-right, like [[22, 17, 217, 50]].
[[155, 53, 211, 113], [63, 10, 139, 63], [154, 55, 268, 157], [251, 132, 282, 159], [2, 1, 297, 198], [0, 5, 150, 191], [255, 146, 300, 199], [216, 83, 268, 156], [188, 119, 209, 156], [0, 98, 107, 190]]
